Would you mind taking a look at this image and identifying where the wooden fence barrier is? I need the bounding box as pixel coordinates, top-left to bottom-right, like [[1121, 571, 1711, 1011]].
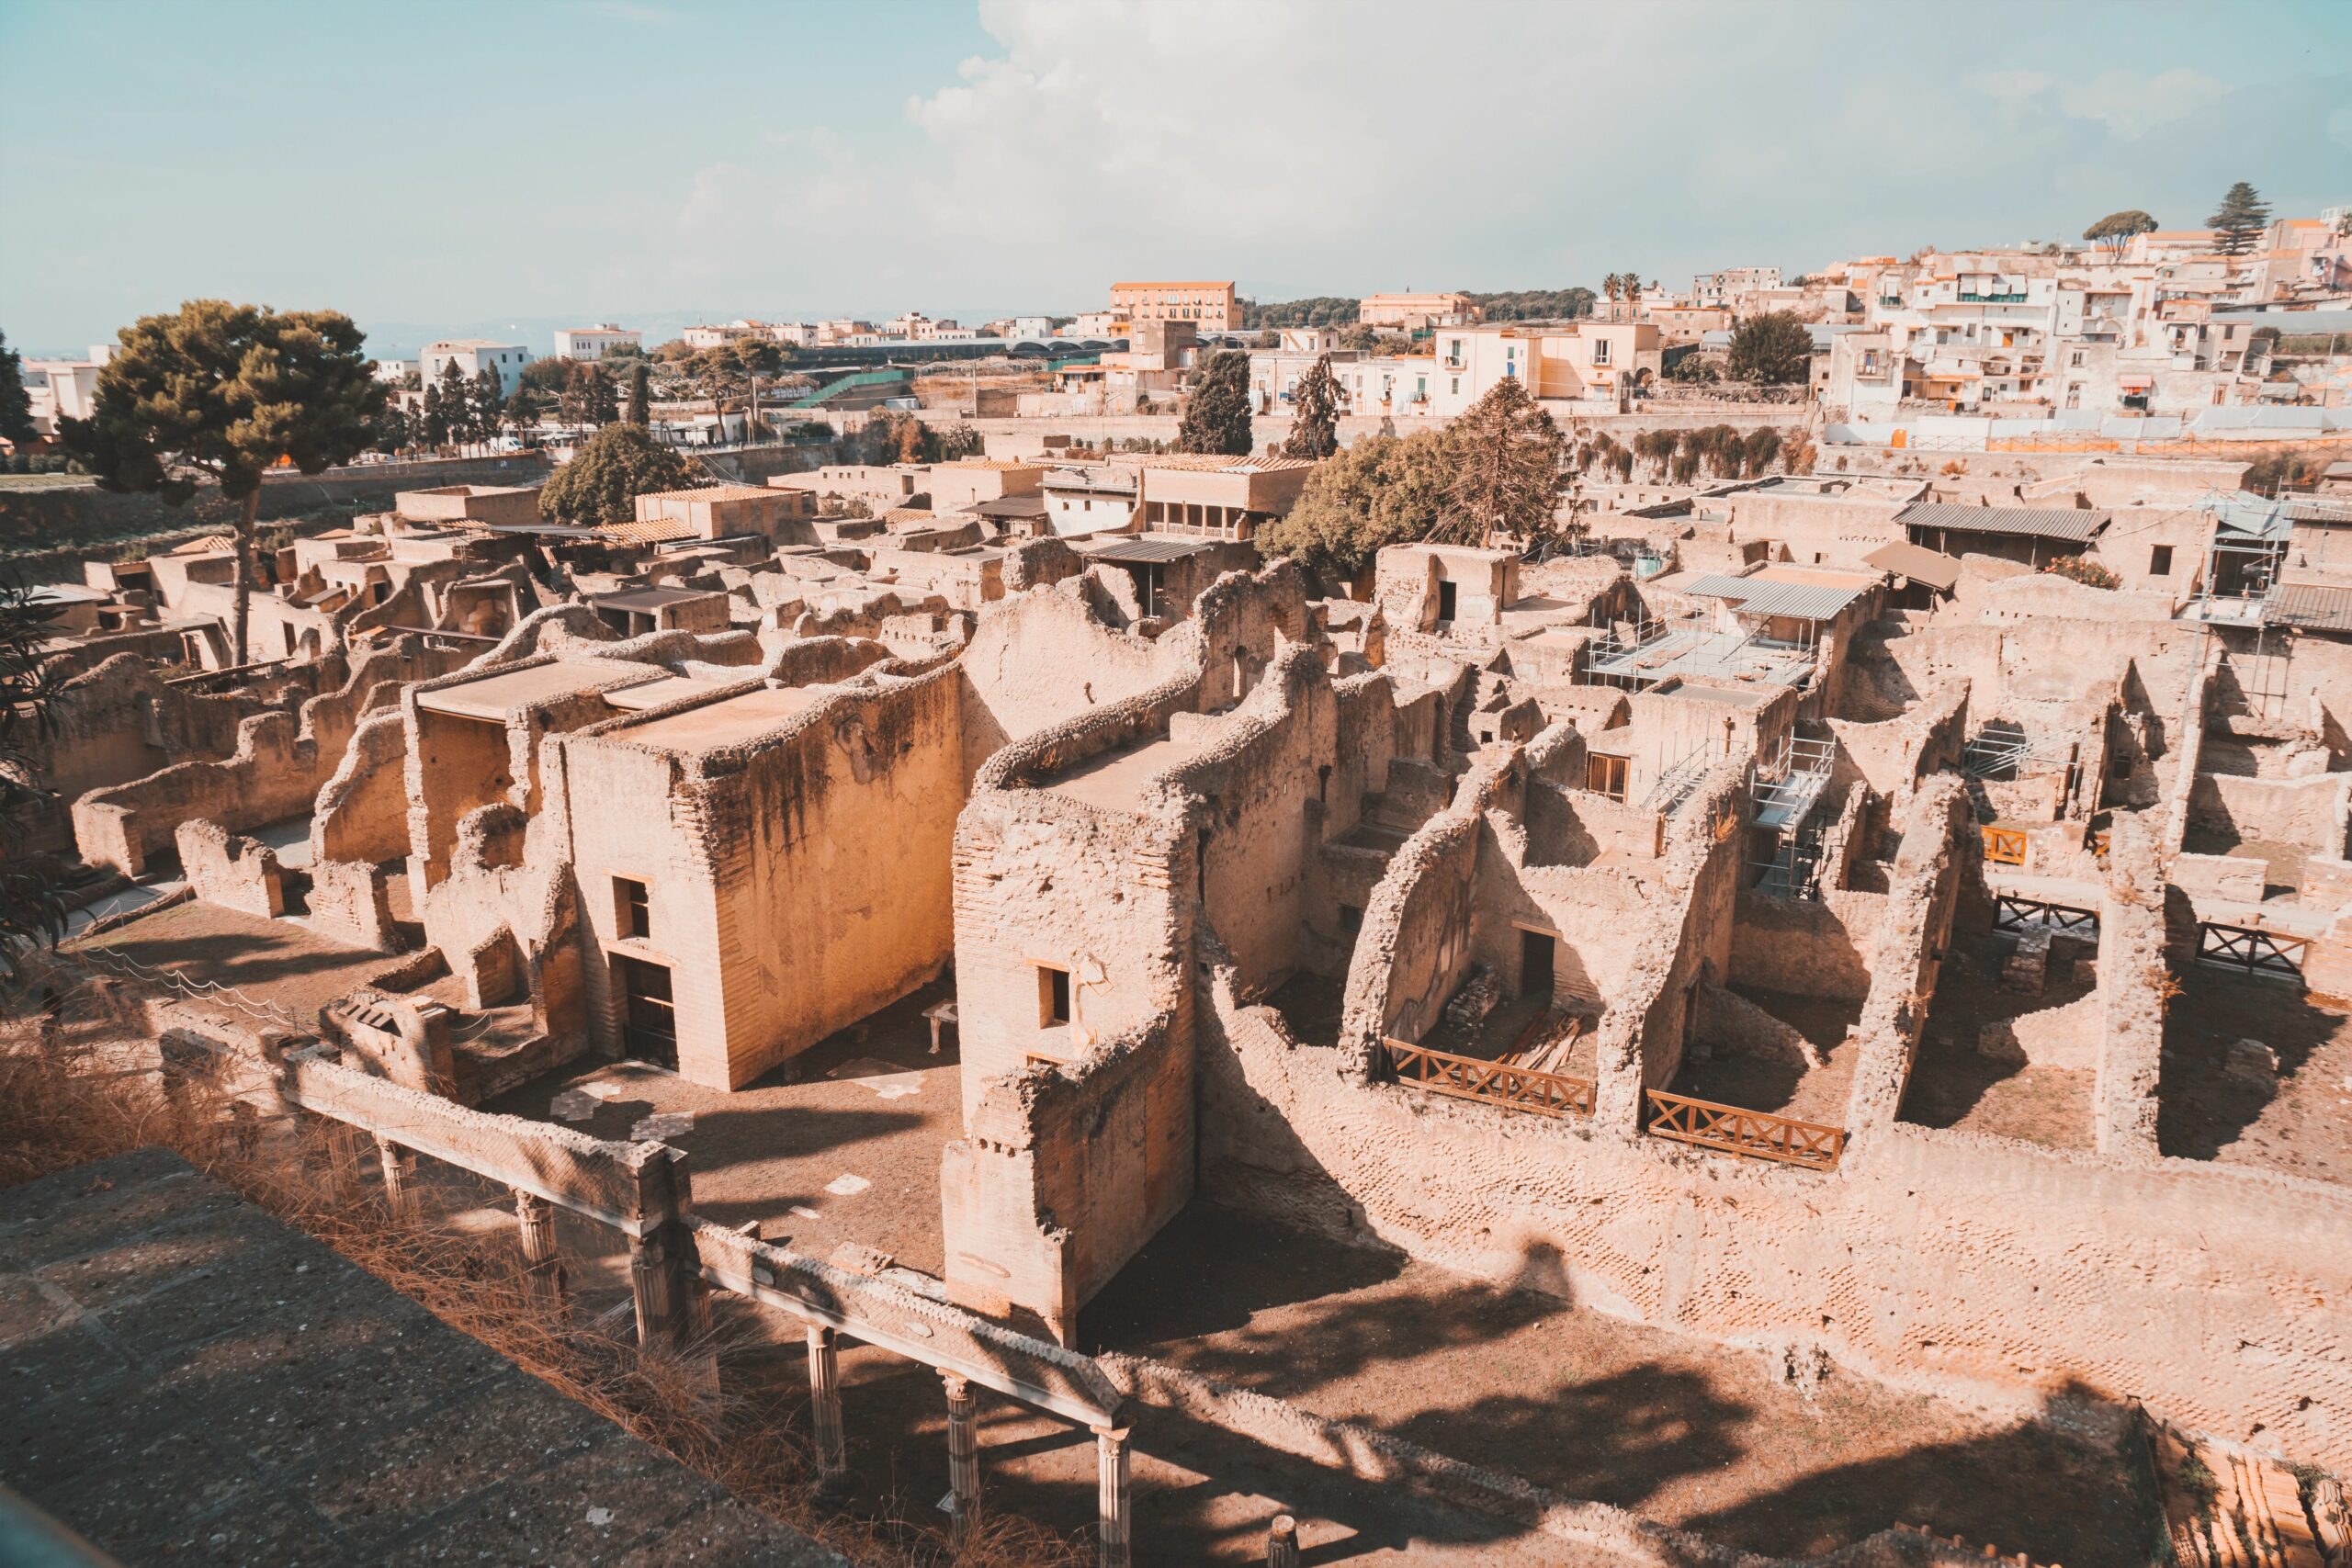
[[2197, 920, 2310, 983], [1385, 1039, 1595, 1118], [1982, 825, 2029, 866], [1644, 1089, 1848, 1171], [1993, 894, 2099, 939]]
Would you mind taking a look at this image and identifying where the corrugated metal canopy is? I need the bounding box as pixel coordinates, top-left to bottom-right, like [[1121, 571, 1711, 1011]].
[[1679, 573, 1862, 621], [2270, 583, 2352, 633], [1074, 536, 1219, 563], [1895, 502, 2108, 543]]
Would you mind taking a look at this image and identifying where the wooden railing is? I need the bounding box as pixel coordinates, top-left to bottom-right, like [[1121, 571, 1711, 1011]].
[[1644, 1089, 1848, 1171], [1993, 893, 2098, 939], [1385, 1040, 1595, 1118], [1982, 825, 2028, 866], [2198, 920, 2310, 982]]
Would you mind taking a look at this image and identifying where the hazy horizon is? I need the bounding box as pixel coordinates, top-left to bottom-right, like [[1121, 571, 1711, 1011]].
[[4, 0, 2348, 361]]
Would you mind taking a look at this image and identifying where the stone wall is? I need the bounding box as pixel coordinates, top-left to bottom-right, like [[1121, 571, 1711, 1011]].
[[1196, 955, 2352, 1474], [2188, 771, 2352, 861], [1728, 888, 1886, 1002], [1840, 779, 1969, 1134]]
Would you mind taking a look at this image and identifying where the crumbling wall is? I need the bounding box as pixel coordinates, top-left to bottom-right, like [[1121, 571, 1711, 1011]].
[[2093, 814, 2169, 1161], [1728, 887, 1885, 1001], [310, 709, 409, 865], [72, 637, 456, 876], [306, 857, 399, 952], [1841, 777, 1969, 1135], [1826, 681, 1968, 813], [1197, 953, 2352, 1476], [943, 1012, 1193, 1345], [174, 818, 287, 919], [2188, 771, 2352, 861]]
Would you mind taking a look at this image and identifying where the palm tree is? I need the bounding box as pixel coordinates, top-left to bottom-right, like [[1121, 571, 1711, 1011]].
[[1601, 275, 1622, 320]]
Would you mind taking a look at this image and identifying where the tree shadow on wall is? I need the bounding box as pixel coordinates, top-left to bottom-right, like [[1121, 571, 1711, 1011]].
[[1682, 1378, 2154, 1568]]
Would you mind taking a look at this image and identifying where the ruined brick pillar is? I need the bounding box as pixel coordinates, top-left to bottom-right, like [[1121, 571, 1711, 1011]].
[[806, 1325, 845, 1491], [942, 1372, 978, 1545], [514, 1190, 561, 1304], [375, 1135, 415, 1222], [628, 1224, 694, 1354], [1093, 1426, 1131, 1568], [1265, 1515, 1299, 1568]]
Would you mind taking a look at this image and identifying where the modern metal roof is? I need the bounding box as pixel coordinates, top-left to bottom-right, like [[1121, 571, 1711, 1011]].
[[1074, 535, 1224, 563], [1679, 573, 1864, 621], [2269, 583, 2352, 634], [1895, 502, 2108, 543]]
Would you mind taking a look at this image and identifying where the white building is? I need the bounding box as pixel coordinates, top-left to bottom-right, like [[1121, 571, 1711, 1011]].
[[422, 339, 530, 395], [372, 358, 418, 385], [554, 323, 640, 360], [1068, 311, 1126, 339], [1010, 316, 1054, 340], [682, 321, 770, 349], [766, 322, 818, 348]]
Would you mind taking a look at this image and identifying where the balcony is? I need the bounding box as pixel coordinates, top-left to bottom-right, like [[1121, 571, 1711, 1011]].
[[1958, 292, 2029, 305]]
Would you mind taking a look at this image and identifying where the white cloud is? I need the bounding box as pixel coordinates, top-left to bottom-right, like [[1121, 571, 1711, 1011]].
[[660, 1, 2350, 313]]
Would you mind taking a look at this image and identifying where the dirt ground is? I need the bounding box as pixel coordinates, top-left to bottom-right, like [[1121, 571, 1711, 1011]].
[[1085, 1204, 2152, 1567], [64, 897, 404, 1025], [489, 981, 964, 1274], [1899, 931, 2097, 1150], [2157, 964, 2352, 1182], [1674, 986, 1861, 1124]]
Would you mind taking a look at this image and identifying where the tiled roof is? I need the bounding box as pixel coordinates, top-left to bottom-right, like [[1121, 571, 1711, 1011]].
[[597, 517, 697, 546], [1135, 453, 1319, 474], [1863, 541, 1962, 591], [636, 485, 778, 503]]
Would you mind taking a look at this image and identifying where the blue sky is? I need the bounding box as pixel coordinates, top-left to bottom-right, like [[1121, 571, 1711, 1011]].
[[4, 0, 2348, 359]]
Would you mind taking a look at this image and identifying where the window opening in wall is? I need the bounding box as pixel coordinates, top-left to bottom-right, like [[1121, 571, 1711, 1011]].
[[1437, 580, 1458, 622], [615, 954, 678, 1070], [2150, 544, 2174, 576], [1587, 752, 1629, 801], [1339, 903, 1363, 934], [615, 877, 651, 940], [1038, 964, 1071, 1027]]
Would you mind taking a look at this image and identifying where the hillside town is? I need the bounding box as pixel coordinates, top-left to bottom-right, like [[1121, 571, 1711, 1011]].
[[6, 14, 2352, 1564]]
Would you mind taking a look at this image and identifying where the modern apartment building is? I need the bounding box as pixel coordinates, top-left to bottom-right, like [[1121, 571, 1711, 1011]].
[[1109, 280, 1236, 331], [421, 339, 530, 395], [553, 324, 640, 360]]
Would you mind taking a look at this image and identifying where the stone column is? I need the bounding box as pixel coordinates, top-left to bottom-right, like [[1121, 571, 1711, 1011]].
[[375, 1134, 414, 1222], [942, 1372, 978, 1545], [1265, 1515, 1299, 1568], [806, 1325, 846, 1491], [514, 1190, 561, 1303], [628, 1224, 692, 1354], [1094, 1426, 1131, 1568]]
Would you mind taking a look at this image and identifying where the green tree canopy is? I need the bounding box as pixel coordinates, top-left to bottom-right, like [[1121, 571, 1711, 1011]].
[[2207, 181, 2270, 256], [1175, 349, 1254, 457], [1726, 310, 1814, 384], [60, 300, 382, 661], [1282, 354, 1341, 460], [0, 333, 34, 446], [2082, 209, 2158, 257], [1442, 376, 1564, 546], [1256, 431, 1455, 580], [537, 422, 692, 525]]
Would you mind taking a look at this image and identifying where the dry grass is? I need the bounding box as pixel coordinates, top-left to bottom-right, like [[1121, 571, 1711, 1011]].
[[0, 993, 1086, 1568]]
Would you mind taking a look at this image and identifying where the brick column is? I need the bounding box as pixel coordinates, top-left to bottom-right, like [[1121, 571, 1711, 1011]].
[[1265, 1515, 1299, 1568], [1094, 1426, 1131, 1568], [628, 1223, 693, 1353], [806, 1325, 845, 1491]]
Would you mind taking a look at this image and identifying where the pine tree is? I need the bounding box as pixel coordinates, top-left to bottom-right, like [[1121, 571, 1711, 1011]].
[[2082, 209, 2157, 259], [60, 301, 382, 663], [421, 379, 447, 448], [1175, 349, 1253, 457], [435, 359, 472, 445], [469, 365, 504, 447], [2206, 182, 2270, 257], [1442, 377, 1564, 546], [1281, 353, 1340, 459], [586, 365, 620, 426], [628, 361, 650, 426]]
